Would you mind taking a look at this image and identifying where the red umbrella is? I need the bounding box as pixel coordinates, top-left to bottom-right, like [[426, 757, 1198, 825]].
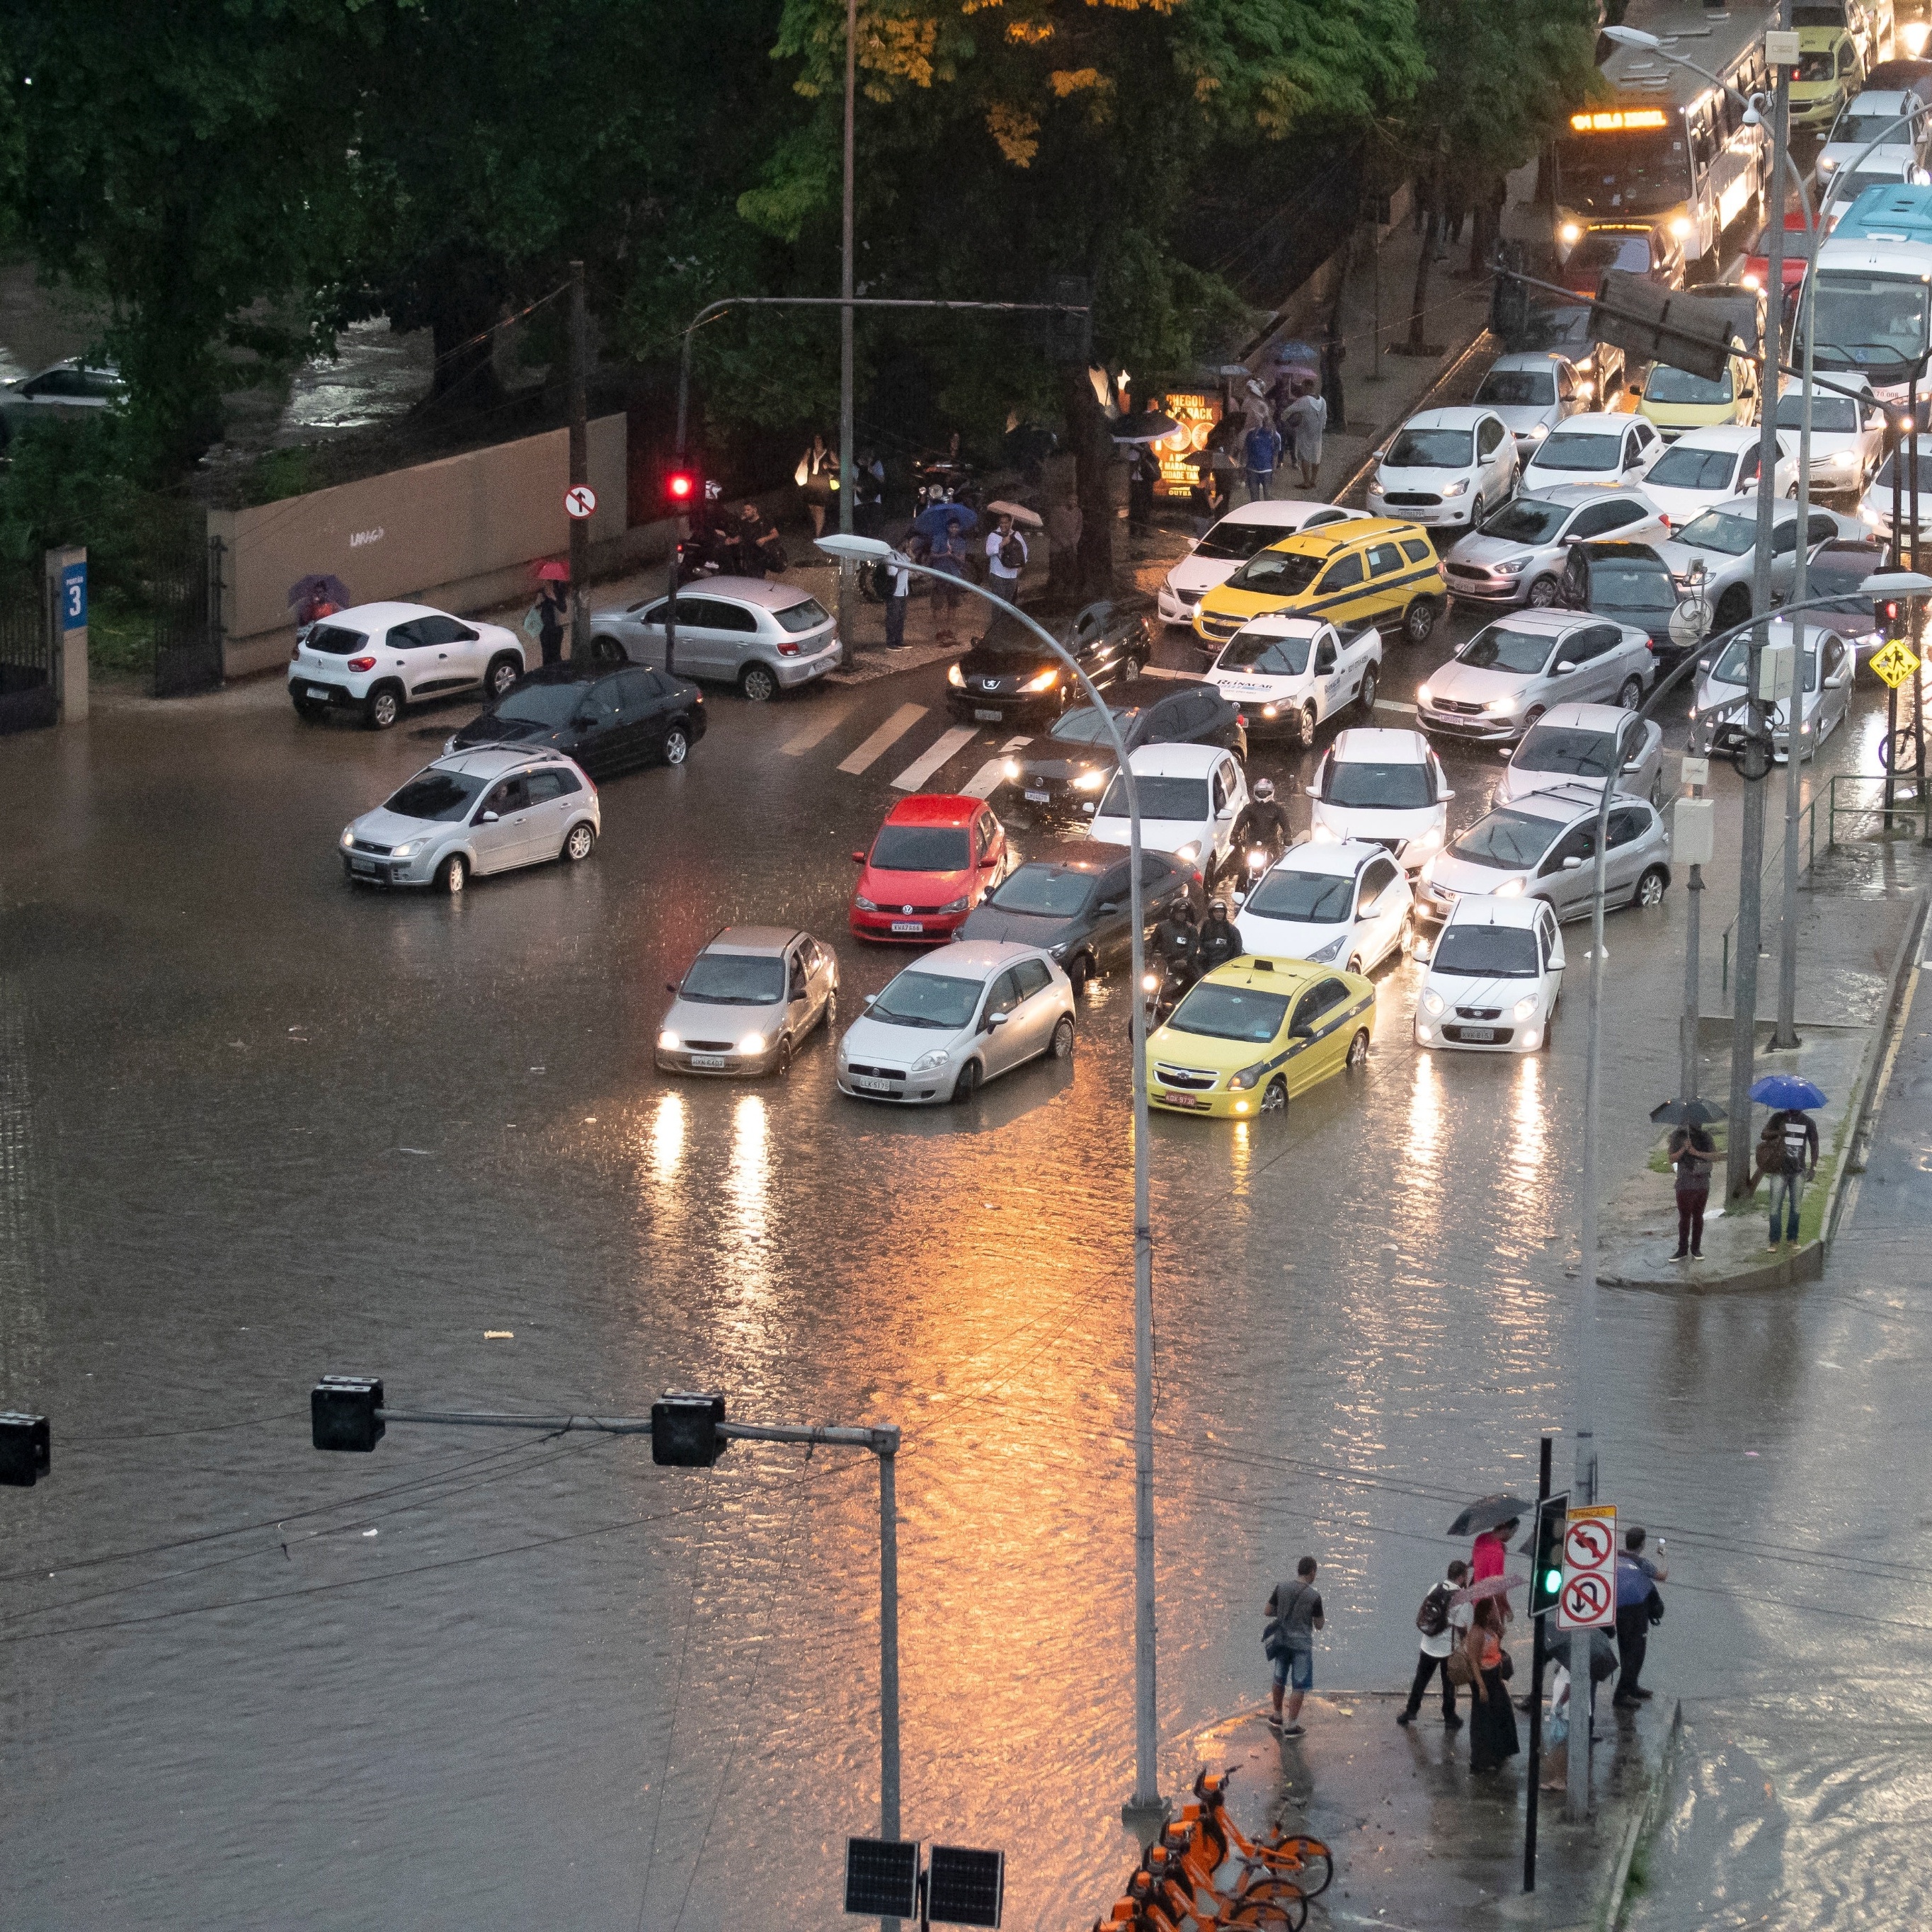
[[1450, 1571, 1527, 1607], [534, 560, 571, 582]]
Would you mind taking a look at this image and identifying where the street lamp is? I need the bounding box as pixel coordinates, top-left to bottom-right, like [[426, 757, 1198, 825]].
[[816, 532, 1163, 1820]]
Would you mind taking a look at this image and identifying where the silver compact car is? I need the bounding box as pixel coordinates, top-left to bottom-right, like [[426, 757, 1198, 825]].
[[588, 576, 841, 702], [836, 940, 1075, 1104], [1652, 502, 1860, 636], [1415, 610, 1655, 746], [1498, 702, 1666, 807], [1696, 620, 1856, 762], [1442, 486, 1662, 607], [1470, 350, 1589, 453], [657, 927, 840, 1077], [339, 749, 599, 893]]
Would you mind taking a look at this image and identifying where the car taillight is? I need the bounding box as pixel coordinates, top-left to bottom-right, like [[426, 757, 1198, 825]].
[[290, 642, 299, 662], [347, 656, 376, 672], [1235, 712, 1247, 728], [777, 640, 799, 656]]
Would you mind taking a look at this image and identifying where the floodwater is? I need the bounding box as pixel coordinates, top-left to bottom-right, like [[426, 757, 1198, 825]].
[[0, 574, 1925, 1928]]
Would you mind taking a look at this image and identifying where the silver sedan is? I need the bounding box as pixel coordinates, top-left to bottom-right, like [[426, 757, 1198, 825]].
[[1441, 486, 1662, 608], [657, 926, 839, 1077], [1416, 610, 1656, 748]]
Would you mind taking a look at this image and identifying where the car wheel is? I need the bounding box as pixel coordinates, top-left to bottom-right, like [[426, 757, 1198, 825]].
[[1616, 675, 1643, 710], [1357, 665, 1378, 715], [1300, 699, 1320, 748], [1048, 1014, 1075, 1060], [951, 1058, 982, 1104], [485, 653, 522, 701], [1347, 955, 1364, 976], [292, 696, 326, 722], [364, 684, 402, 731], [1633, 864, 1668, 909], [1526, 575, 1560, 608], [1403, 596, 1439, 645], [563, 821, 595, 863], [590, 634, 627, 665], [1261, 1075, 1288, 1114], [741, 663, 779, 704], [1468, 493, 1485, 533], [1715, 585, 1751, 633], [1066, 954, 1092, 998], [663, 724, 690, 765], [773, 1036, 793, 1078], [1346, 1028, 1371, 1071], [438, 852, 467, 896]]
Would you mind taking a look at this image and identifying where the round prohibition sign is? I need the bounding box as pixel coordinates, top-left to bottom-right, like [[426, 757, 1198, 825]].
[[1565, 1519, 1613, 1567], [564, 484, 598, 520], [1562, 1573, 1611, 1622]]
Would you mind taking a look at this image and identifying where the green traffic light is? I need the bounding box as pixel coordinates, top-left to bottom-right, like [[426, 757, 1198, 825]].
[[1544, 1567, 1562, 1594]]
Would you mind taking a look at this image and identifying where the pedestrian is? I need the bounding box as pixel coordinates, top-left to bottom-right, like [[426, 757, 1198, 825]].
[[1612, 1526, 1667, 1708], [1397, 1559, 1472, 1730], [1285, 390, 1327, 490], [1463, 1596, 1519, 1773], [1754, 1104, 1818, 1251], [1320, 332, 1347, 435], [537, 578, 567, 666], [1197, 898, 1245, 973], [986, 513, 1029, 593], [1243, 418, 1282, 503], [1667, 1119, 1716, 1260], [1199, 461, 1230, 527], [1541, 1660, 1571, 1791], [735, 503, 786, 580], [1128, 445, 1158, 532], [1472, 1514, 1518, 1622], [883, 551, 913, 649], [796, 432, 836, 538], [930, 514, 968, 642], [1264, 1556, 1324, 1738]]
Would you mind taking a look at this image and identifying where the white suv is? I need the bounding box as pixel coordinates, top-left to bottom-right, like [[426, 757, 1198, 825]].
[[292, 602, 534, 730]]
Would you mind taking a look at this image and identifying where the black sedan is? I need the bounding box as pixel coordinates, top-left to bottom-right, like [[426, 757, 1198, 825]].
[[1007, 675, 1247, 818], [1562, 540, 1696, 668], [954, 841, 1196, 995], [445, 662, 705, 776], [946, 597, 1155, 724]]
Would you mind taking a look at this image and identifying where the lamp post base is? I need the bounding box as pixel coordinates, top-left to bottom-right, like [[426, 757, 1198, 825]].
[[1121, 1793, 1170, 1836]]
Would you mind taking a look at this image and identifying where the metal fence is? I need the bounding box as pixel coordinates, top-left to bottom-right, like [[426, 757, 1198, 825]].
[[152, 531, 223, 698], [0, 570, 52, 735]]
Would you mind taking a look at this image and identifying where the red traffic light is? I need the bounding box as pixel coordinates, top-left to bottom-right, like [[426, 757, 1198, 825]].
[[665, 469, 699, 505]]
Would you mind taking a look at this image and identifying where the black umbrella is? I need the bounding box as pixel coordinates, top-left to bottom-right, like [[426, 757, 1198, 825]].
[[287, 573, 351, 611], [1650, 1097, 1727, 1126], [1110, 410, 1181, 445], [1446, 1494, 1529, 1538]]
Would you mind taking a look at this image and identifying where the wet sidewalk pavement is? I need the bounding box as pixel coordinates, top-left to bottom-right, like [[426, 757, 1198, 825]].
[[1166, 1690, 1680, 1932]]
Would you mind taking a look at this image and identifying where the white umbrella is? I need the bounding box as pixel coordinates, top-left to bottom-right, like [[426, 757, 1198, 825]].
[[984, 500, 1044, 530]]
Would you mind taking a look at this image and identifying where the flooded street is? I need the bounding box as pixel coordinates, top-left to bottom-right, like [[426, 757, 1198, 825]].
[[0, 568, 1926, 1928]]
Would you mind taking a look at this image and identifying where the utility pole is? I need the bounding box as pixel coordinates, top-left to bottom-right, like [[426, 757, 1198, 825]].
[[568, 258, 590, 662], [838, 0, 858, 656]]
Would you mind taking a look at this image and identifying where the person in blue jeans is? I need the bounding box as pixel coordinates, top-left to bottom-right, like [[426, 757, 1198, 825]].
[[1264, 1555, 1323, 1738], [1757, 1107, 1818, 1250], [1244, 420, 1282, 503]]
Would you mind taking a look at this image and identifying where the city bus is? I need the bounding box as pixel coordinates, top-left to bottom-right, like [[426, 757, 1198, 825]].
[[1555, 0, 1772, 276], [1806, 181, 1932, 405]]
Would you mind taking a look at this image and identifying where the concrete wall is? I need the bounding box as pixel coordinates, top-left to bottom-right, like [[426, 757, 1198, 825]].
[[211, 415, 627, 678]]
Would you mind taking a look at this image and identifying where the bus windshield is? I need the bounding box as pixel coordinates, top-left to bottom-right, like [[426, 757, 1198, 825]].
[[1812, 273, 1932, 379], [1557, 126, 1691, 219]]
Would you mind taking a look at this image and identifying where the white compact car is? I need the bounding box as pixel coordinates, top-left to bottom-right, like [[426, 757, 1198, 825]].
[[656, 925, 840, 1078], [1442, 486, 1662, 608], [836, 940, 1075, 1105], [292, 602, 535, 730], [1470, 351, 1591, 454], [1366, 406, 1520, 532], [1639, 426, 1799, 530], [1235, 840, 1413, 974], [1775, 379, 1887, 492], [1696, 620, 1856, 762], [1817, 89, 1931, 185], [1087, 741, 1250, 885], [1414, 897, 1565, 1054], [1306, 728, 1453, 870], [1858, 443, 1932, 547], [1498, 702, 1666, 806], [339, 749, 599, 893], [1158, 500, 1365, 624], [1519, 413, 1664, 496], [1204, 615, 1381, 746]]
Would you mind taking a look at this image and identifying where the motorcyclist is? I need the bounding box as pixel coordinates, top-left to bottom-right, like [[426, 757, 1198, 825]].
[[1230, 779, 1292, 867], [1197, 898, 1245, 973], [1150, 899, 1201, 988]]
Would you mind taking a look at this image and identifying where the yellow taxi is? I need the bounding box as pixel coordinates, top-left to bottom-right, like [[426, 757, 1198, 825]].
[[1637, 320, 1760, 442], [1193, 516, 1446, 653], [1145, 956, 1376, 1118], [1790, 26, 1863, 132]]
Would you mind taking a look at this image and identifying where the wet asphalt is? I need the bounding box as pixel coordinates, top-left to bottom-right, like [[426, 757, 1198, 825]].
[[0, 530, 1924, 1929]]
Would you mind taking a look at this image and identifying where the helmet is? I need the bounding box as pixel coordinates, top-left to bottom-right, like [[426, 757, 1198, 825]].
[[1253, 779, 1276, 801], [1209, 898, 1228, 915]]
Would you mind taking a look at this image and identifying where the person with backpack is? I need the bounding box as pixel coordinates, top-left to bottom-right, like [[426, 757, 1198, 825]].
[[1242, 419, 1282, 504], [1397, 1560, 1472, 1730], [1263, 1557, 1324, 1737], [1754, 1105, 1818, 1251], [986, 513, 1029, 593]]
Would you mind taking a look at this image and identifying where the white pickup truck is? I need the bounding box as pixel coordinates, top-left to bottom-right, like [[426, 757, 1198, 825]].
[[1202, 615, 1382, 748]]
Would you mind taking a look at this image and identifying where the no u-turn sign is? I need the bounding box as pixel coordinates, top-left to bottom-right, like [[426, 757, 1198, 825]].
[[1558, 1504, 1617, 1630]]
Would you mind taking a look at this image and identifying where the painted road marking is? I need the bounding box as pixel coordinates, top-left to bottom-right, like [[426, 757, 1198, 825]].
[[781, 704, 853, 756], [838, 703, 928, 774], [1374, 699, 1417, 715], [893, 724, 980, 791], [961, 736, 1032, 799]]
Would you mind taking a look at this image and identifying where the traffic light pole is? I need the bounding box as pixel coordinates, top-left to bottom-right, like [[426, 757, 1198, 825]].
[[1523, 1433, 1554, 1894], [568, 259, 590, 663]]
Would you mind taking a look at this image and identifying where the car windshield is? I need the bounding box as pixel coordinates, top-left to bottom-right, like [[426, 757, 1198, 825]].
[[1812, 273, 1932, 379], [385, 771, 486, 822], [1480, 498, 1569, 543], [1807, 542, 1887, 607], [1645, 363, 1734, 405], [1451, 808, 1561, 869], [307, 624, 367, 656], [1587, 561, 1676, 612], [1228, 549, 1325, 595], [1873, 448, 1932, 491], [1432, 926, 1541, 978], [1246, 869, 1355, 923], [680, 954, 787, 1004], [493, 681, 587, 724], [1836, 113, 1907, 146], [1458, 624, 1555, 675], [1514, 723, 1618, 777], [1475, 370, 1557, 407], [1710, 638, 1820, 690], [1645, 444, 1739, 490], [1194, 516, 1303, 562], [1387, 427, 1473, 469], [1097, 774, 1210, 820], [869, 970, 983, 1031], [990, 865, 1097, 916], [1776, 391, 1860, 433], [1324, 760, 1433, 808], [772, 597, 829, 633], [870, 825, 971, 870], [1533, 430, 1622, 472], [1049, 704, 1126, 745], [1216, 631, 1313, 675], [1167, 982, 1291, 1044], [1672, 509, 1757, 555]]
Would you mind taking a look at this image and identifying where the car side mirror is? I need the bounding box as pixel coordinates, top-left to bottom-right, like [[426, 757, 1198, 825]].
[[1097, 900, 1122, 915], [1291, 1021, 1315, 1040], [985, 1010, 1010, 1031], [851, 849, 866, 862], [1562, 855, 1584, 870], [1440, 787, 1456, 800], [1555, 660, 1578, 674], [665, 981, 679, 995], [1623, 758, 1642, 773], [479, 811, 500, 824]]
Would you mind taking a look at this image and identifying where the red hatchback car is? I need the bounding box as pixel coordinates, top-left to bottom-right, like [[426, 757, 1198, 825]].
[[850, 794, 1012, 942]]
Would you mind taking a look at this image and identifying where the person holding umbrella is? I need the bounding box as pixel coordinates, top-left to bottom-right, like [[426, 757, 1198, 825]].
[[535, 573, 568, 666], [1652, 1097, 1724, 1262], [288, 574, 351, 631], [1750, 1075, 1824, 1251]]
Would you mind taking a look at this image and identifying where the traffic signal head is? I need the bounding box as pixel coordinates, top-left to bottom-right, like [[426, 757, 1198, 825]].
[[311, 1376, 384, 1453], [1528, 1491, 1570, 1616], [652, 1390, 726, 1466], [1878, 597, 1903, 639], [665, 467, 700, 510], [0, 1412, 50, 1487]]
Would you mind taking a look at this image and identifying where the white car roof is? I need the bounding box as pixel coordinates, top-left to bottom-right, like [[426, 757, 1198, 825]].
[[1843, 88, 1919, 114], [1533, 484, 1654, 510], [599, 575, 817, 612], [1541, 412, 1636, 435], [1661, 424, 1771, 454], [1224, 612, 1330, 640], [898, 939, 1041, 980], [1526, 702, 1631, 733], [1120, 741, 1233, 777], [1206, 501, 1364, 531], [1473, 608, 1594, 637], [1441, 893, 1544, 932], [1331, 726, 1430, 763], [323, 601, 450, 628], [1273, 839, 1383, 878], [1484, 351, 1574, 374], [1402, 406, 1492, 430]]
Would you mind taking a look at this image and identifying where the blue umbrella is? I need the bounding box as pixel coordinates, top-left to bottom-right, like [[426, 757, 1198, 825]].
[[1749, 1073, 1828, 1109], [913, 503, 978, 540]]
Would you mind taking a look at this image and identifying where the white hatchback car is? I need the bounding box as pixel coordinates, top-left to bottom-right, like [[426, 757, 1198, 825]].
[[1235, 840, 1413, 974], [1086, 741, 1250, 886], [836, 940, 1075, 1105], [1470, 350, 1590, 454], [1774, 379, 1887, 493], [1519, 413, 1664, 496], [1639, 425, 1799, 530], [1366, 406, 1520, 532], [1306, 727, 1453, 870], [292, 602, 535, 730], [1414, 897, 1565, 1054], [339, 749, 599, 893], [1158, 500, 1365, 625]]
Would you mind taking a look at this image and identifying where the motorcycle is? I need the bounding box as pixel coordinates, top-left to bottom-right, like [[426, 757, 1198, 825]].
[[1136, 961, 1191, 1036]]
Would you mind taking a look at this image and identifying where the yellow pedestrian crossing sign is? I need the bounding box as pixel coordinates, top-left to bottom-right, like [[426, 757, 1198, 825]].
[[1871, 638, 1921, 689]]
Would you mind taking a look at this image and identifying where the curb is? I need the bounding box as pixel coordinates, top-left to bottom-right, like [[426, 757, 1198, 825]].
[[1334, 327, 1498, 507], [1599, 1698, 1684, 1931]]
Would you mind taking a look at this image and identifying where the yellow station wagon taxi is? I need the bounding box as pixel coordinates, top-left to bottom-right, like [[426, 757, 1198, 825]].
[[1145, 956, 1376, 1117], [1194, 517, 1447, 653]]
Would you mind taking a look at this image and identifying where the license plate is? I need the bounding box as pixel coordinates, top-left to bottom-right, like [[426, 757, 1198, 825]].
[[690, 1053, 727, 1068], [891, 920, 923, 933], [307, 685, 331, 700], [351, 861, 378, 876], [1157, 1091, 1203, 1109], [1024, 788, 1051, 804], [1461, 1027, 1496, 1043], [852, 1075, 895, 1092], [974, 707, 1002, 721]]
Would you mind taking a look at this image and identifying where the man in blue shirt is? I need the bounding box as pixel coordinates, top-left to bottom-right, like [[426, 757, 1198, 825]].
[[1243, 421, 1282, 503], [1611, 1526, 1667, 1707]]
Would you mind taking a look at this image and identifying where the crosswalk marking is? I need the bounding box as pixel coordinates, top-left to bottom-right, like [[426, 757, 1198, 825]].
[[1374, 699, 1417, 715], [838, 703, 928, 774], [961, 736, 1032, 799], [781, 704, 854, 756], [893, 724, 980, 791]]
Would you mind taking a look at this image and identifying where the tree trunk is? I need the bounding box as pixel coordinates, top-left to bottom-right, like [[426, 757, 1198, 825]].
[[1060, 365, 1116, 598], [1407, 166, 1443, 353]]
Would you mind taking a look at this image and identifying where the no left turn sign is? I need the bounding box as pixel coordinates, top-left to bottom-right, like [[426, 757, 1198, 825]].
[[564, 484, 598, 520], [1565, 1519, 1613, 1568], [1559, 1503, 1617, 1630]]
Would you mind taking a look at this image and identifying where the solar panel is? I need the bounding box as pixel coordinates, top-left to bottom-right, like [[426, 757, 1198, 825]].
[[928, 1846, 1004, 1928], [845, 1837, 920, 1919]]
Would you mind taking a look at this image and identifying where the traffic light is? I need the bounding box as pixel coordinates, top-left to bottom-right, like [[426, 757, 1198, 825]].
[[652, 1390, 726, 1466], [311, 1375, 384, 1453], [0, 1412, 50, 1487], [1527, 1490, 1570, 1617], [664, 465, 701, 511], [1877, 596, 1904, 641]]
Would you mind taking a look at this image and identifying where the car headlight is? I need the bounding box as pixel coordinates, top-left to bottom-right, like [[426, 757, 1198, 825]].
[[1412, 823, 1444, 851], [854, 895, 878, 911], [910, 1048, 952, 1074], [939, 896, 969, 914], [1529, 422, 1550, 440], [1669, 215, 1692, 236], [1497, 556, 1533, 574], [1484, 697, 1517, 715], [1306, 934, 1347, 964], [1368, 476, 1387, 495], [1003, 758, 1022, 778], [1173, 842, 1200, 865], [947, 663, 966, 687], [1419, 857, 1437, 883], [1073, 768, 1107, 790], [389, 840, 421, 859], [1818, 154, 1837, 173], [1494, 876, 1526, 898], [1513, 996, 1538, 1021], [1422, 990, 1445, 1017], [658, 1029, 680, 1051], [1227, 1060, 1270, 1091], [339, 828, 355, 850], [1416, 683, 1433, 707], [1560, 222, 1582, 244], [736, 1031, 767, 1056], [1442, 478, 1469, 498], [1261, 702, 1278, 718], [1022, 668, 1060, 693], [1831, 450, 1857, 468]]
